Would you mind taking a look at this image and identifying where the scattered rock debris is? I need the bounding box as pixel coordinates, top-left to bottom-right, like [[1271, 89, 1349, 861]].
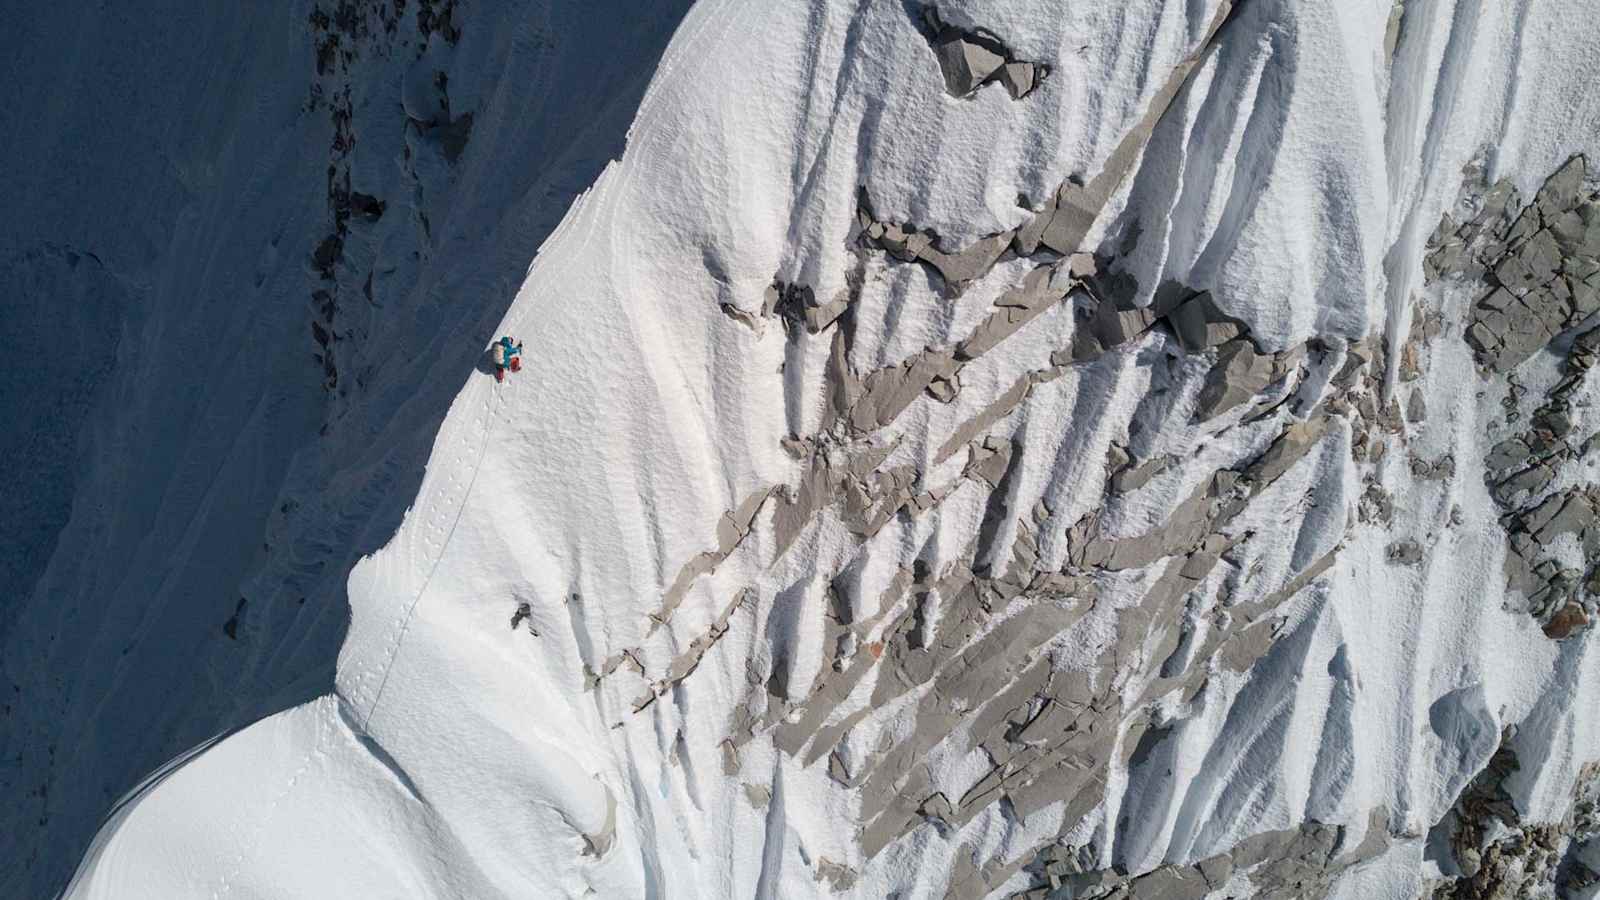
[[1427, 734, 1600, 899], [1019, 808, 1391, 899], [1360, 482, 1396, 525]]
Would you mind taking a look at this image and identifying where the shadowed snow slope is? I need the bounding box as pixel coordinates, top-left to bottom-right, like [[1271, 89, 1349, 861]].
[[0, 2, 692, 896], [52, 0, 1600, 898]]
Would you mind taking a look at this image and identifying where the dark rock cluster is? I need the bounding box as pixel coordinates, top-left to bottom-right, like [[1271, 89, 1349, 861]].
[[1448, 157, 1600, 373], [1430, 157, 1600, 640]]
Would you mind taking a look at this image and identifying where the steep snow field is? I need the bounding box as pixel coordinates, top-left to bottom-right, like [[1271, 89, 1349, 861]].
[[26, 0, 1600, 898]]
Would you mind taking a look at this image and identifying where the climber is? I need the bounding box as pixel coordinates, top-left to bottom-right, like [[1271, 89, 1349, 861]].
[[490, 336, 523, 383]]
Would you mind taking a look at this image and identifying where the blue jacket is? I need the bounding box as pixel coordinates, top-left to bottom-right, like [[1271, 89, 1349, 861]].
[[497, 337, 522, 367]]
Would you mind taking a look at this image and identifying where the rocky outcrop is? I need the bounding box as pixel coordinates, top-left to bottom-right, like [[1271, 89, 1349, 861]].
[[766, 279, 851, 334], [1019, 808, 1392, 899], [856, 195, 1016, 289], [913, 7, 1047, 100], [701, 326, 1345, 895], [1166, 289, 1248, 352], [617, 10, 1386, 895], [1446, 157, 1600, 373], [1426, 736, 1600, 900], [1194, 338, 1301, 422], [1426, 157, 1600, 640], [1502, 486, 1600, 639]]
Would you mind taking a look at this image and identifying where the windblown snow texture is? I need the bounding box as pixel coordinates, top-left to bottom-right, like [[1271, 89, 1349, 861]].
[[18, 0, 1600, 898]]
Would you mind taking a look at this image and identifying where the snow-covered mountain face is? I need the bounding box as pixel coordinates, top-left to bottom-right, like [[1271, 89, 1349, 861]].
[[0, 2, 692, 896], [20, 0, 1600, 897]]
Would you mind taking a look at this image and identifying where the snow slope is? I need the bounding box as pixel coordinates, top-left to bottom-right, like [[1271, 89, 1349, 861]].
[[48, 0, 1600, 897]]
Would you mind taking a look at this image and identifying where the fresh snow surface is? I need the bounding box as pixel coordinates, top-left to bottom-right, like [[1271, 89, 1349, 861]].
[[18, 0, 1600, 898]]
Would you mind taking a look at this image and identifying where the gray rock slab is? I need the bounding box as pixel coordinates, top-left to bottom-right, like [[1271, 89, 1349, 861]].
[[1166, 290, 1245, 351], [999, 61, 1037, 99], [720, 302, 762, 330], [957, 264, 1069, 360], [804, 294, 851, 332], [1494, 252, 1542, 294], [1474, 179, 1520, 230], [850, 347, 958, 432], [1197, 852, 1234, 888], [1091, 299, 1157, 348], [814, 858, 858, 892], [936, 34, 1005, 96], [1012, 191, 1058, 256], [1038, 0, 1234, 255], [1521, 228, 1564, 283], [1195, 339, 1275, 421], [935, 372, 1033, 463], [1246, 418, 1329, 487], [1112, 454, 1173, 494], [1494, 462, 1555, 507], [742, 782, 771, 809], [1130, 865, 1212, 900], [1536, 154, 1586, 215], [919, 792, 954, 820], [1572, 275, 1600, 320], [1384, 1, 1405, 57], [918, 231, 1013, 284], [1407, 388, 1427, 423]]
